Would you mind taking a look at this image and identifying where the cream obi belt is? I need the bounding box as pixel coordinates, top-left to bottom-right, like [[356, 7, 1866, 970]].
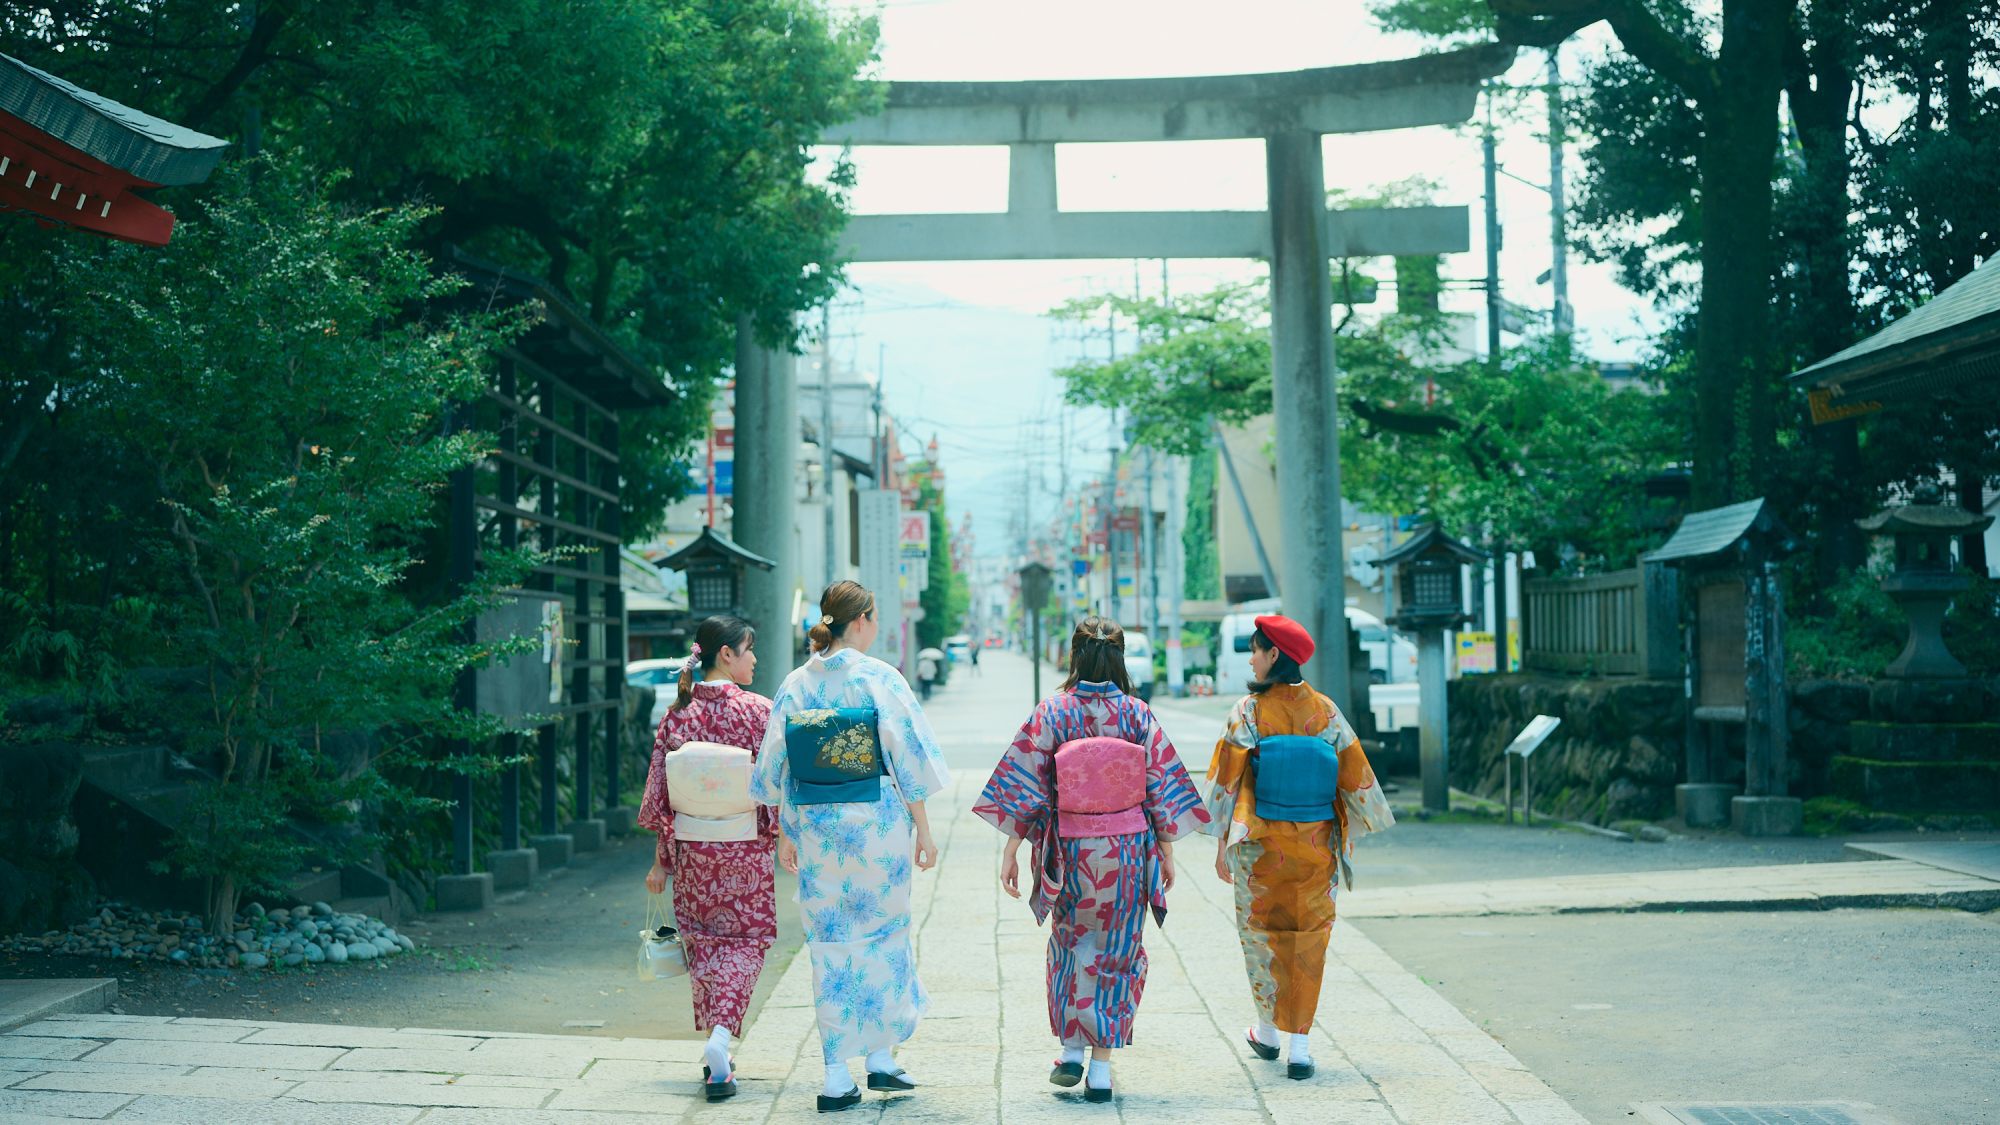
[[663, 741, 758, 842], [1252, 735, 1339, 823], [1053, 736, 1147, 838], [783, 708, 885, 805]]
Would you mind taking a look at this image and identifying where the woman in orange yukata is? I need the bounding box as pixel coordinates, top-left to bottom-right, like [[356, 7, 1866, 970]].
[[1201, 614, 1394, 1080]]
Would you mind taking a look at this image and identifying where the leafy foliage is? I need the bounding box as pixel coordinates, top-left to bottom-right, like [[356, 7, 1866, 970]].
[[39, 159, 538, 927], [1054, 278, 1675, 569]]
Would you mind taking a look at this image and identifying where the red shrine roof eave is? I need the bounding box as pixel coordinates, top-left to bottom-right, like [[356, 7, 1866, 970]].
[[0, 52, 228, 246], [0, 107, 179, 245]]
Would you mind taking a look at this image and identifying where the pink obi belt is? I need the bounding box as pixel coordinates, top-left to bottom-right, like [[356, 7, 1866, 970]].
[[1053, 737, 1147, 838]]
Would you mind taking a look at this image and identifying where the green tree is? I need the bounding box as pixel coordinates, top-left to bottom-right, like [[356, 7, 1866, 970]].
[[1055, 281, 1674, 569], [911, 468, 970, 651], [53, 159, 533, 930], [2, 0, 879, 538]]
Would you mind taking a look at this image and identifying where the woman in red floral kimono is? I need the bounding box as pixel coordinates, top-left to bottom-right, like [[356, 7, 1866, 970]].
[[637, 614, 776, 1102], [974, 616, 1209, 1102]]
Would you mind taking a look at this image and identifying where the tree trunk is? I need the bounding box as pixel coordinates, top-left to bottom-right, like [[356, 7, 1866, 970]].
[[210, 872, 238, 939], [1690, 0, 1787, 508], [1789, 8, 1865, 577]]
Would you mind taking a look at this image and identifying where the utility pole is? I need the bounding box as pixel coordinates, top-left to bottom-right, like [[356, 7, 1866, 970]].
[[873, 343, 886, 484], [1105, 303, 1122, 626], [1547, 50, 1572, 337], [820, 304, 836, 590], [1483, 89, 1503, 369]]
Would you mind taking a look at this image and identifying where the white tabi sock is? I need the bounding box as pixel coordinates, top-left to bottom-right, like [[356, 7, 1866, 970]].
[[1254, 1022, 1280, 1047], [1059, 1044, 1085, 1065], [1288, 1032, 1314, 1065], [824, 1061, 857, 1097], [865, 1046, 899, 1075], [703, 1026, 731, 1079], [1086, 1059, 1113, 1090]]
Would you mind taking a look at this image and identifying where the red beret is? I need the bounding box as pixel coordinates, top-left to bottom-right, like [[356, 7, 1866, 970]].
[[1253, 614, 1314, 666]]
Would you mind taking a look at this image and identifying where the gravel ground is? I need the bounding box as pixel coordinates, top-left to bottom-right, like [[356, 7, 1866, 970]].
[[0, 831, 805, 1041]]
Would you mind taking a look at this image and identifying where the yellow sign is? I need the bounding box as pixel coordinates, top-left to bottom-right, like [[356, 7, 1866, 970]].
[[1456, 631, 1496, 674]]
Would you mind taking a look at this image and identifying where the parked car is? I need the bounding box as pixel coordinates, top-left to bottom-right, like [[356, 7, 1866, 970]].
[[944, 634, 973, 665], [626, 657, 687, 734], [1122, 631, 1156, 702], [1215, 602, 1416, 696]]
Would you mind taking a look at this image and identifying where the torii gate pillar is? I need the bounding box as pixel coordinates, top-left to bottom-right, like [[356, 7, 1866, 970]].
[[1266, 130, 1349, 699], [732, 315, 799, 699]]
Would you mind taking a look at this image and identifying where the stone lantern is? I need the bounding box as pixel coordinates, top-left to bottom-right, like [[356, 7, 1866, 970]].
[[662, 527, 776, 619], [1856, 482, 1994, 681], [1381, 524, 1488, 813]]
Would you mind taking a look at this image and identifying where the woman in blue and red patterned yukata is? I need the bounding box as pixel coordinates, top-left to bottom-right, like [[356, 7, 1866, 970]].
[[636, 614, 776, 1103], [974, 615, 1210, 1102]]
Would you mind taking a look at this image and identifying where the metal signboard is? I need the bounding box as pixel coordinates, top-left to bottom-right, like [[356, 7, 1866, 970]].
[[860, 489, 906, 672]]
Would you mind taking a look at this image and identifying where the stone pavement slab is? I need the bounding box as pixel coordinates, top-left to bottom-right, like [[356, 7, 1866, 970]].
[[0, 787, 1589, 1123], [1845, 839, 2000, 882], [1339, 858, 2000, 917], [0, 982, 116, 1035]]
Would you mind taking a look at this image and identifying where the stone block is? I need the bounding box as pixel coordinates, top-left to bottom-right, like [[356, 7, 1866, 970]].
[[1675, 783, 1737, 827], [567, 819, 607, 853], [1847, 721, 2000, 763], [528, 833, 572, 870], [0, 978, 116, 1034], [433, 873, 494, 913], [1731, 795, 1803, 837], [601, 805, 637, 837], [483, 848, 538, 892], [1831, 755, 2000, 812]]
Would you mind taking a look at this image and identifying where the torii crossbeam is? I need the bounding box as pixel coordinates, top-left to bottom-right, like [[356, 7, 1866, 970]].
[[733, 45, 1515, 704]]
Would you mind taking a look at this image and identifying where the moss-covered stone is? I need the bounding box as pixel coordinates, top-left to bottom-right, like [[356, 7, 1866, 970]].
[[1846, 721, 2000, 763], [1829, 755, 2000, 812]]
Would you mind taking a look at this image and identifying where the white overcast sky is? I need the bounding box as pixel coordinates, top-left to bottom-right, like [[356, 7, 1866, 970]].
[[812, 0, 1660, 555]]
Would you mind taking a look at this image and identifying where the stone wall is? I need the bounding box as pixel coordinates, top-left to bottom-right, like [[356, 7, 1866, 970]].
[[0, 743, 96, 935], [1447, 675, 1683, 824], [1448, 673, 2000, 824]]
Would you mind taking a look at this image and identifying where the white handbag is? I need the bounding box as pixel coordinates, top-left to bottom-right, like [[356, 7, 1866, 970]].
[[637, 893, 686, 981], [664, 741, 758, 843]]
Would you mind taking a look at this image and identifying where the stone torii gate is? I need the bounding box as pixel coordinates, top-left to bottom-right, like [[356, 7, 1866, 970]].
[[735, 44, 1514, 706]]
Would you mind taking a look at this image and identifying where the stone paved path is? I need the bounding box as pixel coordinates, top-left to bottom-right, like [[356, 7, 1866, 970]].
[[0, 775, 1591, 1124], [1339, 858, 2000, 918]]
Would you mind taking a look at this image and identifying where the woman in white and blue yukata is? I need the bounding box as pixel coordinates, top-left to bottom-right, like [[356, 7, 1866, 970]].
[[750, 579, 952, 1113]]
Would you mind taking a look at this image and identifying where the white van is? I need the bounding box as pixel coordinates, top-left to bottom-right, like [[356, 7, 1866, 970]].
[[1122, 631, 1156, 702], [1215, 603, 1416, 696]]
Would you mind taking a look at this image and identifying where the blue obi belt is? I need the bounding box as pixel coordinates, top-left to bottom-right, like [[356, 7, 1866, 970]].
[[784, 708, 886, 804], [1252, 735, 1340, 823]]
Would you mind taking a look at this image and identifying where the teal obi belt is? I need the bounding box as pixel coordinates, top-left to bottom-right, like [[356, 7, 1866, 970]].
[[784, 708, 886, 804], [1252, 735, 1339, 823]]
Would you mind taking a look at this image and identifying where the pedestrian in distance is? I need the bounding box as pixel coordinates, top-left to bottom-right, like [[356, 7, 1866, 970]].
[[916, 649, 938, 700], [969, 642, 981, 676], [636, 615, 776, 1102], [751, 580, 953, 1113], [1202, 615, 1394, 1080], [975, 615, 1210, 1102]]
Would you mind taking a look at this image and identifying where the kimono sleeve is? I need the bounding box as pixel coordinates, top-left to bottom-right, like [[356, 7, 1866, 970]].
[[1201, 695, 1260, 840], [974, 702, 1056, 839], [870, 662, 953, 803], [638, 712, 682, 865], [733, 691, 782, 846], [750, 674, 804, 843], [1137, 704, 1210, 842], [1328, 704, 1395, 846]]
